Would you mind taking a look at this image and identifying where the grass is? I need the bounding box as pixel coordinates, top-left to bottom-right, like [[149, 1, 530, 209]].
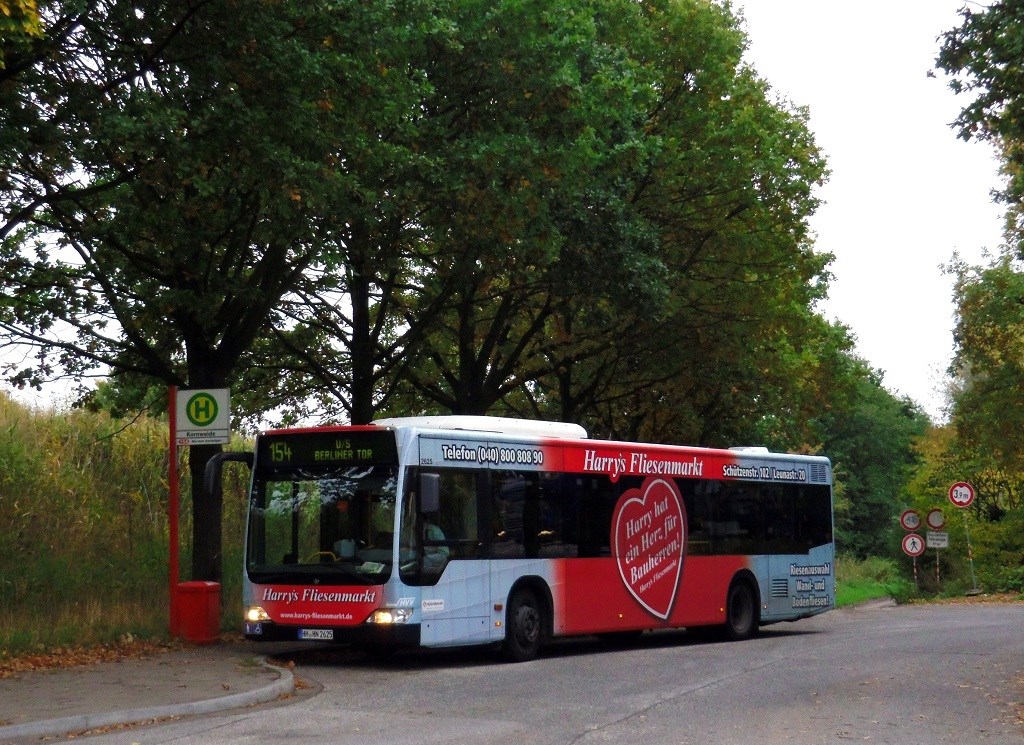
[[0, 393, 250, 656], [834, 554, 913, 607]]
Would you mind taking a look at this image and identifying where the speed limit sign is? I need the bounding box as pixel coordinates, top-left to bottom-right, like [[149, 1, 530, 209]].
[[948, 482, 975, 508]]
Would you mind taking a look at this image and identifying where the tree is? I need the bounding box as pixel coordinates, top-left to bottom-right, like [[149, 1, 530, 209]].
[[0, 0, 434, 580], [947, 253, 1024, 472], [524, 0, 834, 448], [940, 252, 1024, 518], [389, 0, 658, 417], [0, 0, 42, 71], [936, 3, 1020, 243], [820, 374, 929, 558]]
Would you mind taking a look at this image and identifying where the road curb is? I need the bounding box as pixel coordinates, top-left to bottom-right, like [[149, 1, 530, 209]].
[[0, 656, 294, 741]]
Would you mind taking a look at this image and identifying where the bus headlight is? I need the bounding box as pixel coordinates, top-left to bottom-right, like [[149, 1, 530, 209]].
[[245, 606, 270, 623], [369, 608, 413, 624]]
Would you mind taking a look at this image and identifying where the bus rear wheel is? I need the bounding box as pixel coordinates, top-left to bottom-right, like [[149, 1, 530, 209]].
[[724, 580, 758, 641], [502, 588, 545, 662]]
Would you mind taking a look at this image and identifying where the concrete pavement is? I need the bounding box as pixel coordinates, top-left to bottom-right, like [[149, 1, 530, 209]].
[[0, 641, 299, 742]]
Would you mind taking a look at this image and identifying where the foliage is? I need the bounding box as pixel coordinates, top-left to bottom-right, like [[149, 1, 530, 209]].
[[835, 554, 913, 606], [819, 373, 930, 558], [0, 0, 42, 70], [922, 5, 1024, 598], [937, 2, 1024, 245], [944, 252, 1024, 507], [0, 393, 249, 653], [962, 507, 1024, 593], [0, 0, 929, 591], [0, 0, 439, 580]]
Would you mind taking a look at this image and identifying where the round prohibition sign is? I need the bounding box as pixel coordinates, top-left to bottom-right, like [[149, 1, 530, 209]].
[[185, 391, 219, 427], [902, 533, 925, 558], [926, 508, 946, 530], [900, 509, 921, 531], [948, 481, 976, 508]]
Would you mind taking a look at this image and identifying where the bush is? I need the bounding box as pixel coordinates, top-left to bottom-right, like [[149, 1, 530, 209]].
[[0, 393, 249, 654], [835, 554, 915, 606]]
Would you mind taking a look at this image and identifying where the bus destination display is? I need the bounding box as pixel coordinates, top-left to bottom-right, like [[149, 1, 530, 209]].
[[258, 429, 397, 468]]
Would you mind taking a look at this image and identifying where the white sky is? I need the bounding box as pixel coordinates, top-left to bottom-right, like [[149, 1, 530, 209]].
[[738, 1, 1006, 421]]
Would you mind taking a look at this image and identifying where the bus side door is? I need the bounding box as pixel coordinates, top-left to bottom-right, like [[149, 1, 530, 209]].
[[417, 461, 492, 647]]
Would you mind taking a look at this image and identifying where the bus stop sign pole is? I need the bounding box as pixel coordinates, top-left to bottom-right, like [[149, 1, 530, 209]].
[[168, 385, 180, 636]]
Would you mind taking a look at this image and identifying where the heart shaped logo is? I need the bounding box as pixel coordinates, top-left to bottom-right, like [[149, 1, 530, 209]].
[[612, 477, 687, 620]]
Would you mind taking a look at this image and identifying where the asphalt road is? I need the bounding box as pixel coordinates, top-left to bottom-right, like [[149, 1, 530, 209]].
[[87, 600, 1024, 744]]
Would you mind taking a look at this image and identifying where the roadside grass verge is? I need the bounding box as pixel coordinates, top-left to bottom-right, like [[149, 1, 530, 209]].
[[835, 554, 913, 607]]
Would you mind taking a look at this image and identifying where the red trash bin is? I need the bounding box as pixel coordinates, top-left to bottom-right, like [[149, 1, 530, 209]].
[[175, 581, 221, 644]]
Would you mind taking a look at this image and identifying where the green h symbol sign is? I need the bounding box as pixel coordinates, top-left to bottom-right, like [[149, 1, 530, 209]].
[[186, 392, 219, 427]]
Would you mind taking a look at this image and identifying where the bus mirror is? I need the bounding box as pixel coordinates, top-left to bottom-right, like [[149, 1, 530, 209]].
[[204, 451, 254, 500], [419, 473, 441, 514]]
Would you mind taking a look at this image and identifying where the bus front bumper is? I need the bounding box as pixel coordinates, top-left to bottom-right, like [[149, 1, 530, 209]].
[[243, 620, 421, 647]]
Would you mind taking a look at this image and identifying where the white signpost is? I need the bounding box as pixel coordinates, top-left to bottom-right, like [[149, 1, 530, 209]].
[[948, 481, 980, 594], [926, 531, 948, 549], [175, 388, 231, 446]]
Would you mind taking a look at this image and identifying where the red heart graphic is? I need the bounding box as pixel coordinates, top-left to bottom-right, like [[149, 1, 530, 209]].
[[612, 477, 687, 620]]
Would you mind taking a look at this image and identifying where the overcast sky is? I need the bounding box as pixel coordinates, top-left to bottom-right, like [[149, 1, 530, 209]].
[[737, 1, 1006, 421]]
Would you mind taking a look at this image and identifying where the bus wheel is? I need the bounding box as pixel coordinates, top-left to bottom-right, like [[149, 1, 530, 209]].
[[724, 580, 758, 641], [502, 588, 544, 662]]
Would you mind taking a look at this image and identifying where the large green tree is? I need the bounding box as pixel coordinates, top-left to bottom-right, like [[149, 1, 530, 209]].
[[943, 253, 1024, 516], [938, 1, 1024, 245], [0, 0, 434, 580], [937, 3, 1024, 518], [385, 0, 658, 417], [525, 0, 834, 447], [818, 374, 929, 557]]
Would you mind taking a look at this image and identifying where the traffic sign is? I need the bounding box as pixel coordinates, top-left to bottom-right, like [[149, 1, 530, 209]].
[[900, 509, 921, 531], [902, 533, 925, 557], [175, 388, 230, 445], [926, 531, 949, 549], [948, 482, 975, 508], [926, 508, 945, 530]]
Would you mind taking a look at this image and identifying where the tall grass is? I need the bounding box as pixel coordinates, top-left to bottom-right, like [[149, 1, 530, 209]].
[[0, 393, 249, 655]]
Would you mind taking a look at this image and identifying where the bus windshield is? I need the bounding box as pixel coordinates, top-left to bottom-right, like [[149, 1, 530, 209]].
[[246, 465, 399, 586]]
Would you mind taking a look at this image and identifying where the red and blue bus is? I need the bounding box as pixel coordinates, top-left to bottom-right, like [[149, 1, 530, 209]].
[[208, 415, 834, 661]]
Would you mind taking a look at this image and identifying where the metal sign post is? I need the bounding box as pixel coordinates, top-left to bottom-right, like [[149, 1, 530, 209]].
[[948, 482, 980, 595], [902, 533, 925, 587], [168, 385, 180, 636], [962, 510, 980, 595]]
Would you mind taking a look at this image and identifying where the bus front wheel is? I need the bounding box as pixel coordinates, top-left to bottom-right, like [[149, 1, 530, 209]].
[[502, 588, 544, 662], [724, 580, 758, 641]]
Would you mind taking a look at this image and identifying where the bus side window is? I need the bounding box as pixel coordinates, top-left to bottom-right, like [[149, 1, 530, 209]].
[[435, 470, 479, 559], [491, 473, 526, 558]]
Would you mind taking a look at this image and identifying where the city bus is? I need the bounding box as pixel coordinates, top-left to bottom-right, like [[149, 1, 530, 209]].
[[206, 415, 834, 661]]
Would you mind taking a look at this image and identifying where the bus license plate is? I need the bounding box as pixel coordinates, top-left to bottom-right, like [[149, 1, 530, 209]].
[[299, 628, 333, 641]]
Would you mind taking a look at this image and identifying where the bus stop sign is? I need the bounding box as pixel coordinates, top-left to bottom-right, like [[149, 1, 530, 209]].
[[175, 388, 230, 445]]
